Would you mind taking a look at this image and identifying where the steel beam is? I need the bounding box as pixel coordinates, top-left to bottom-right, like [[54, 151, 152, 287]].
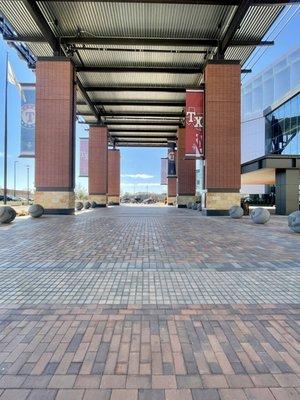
[[217, 0, 253, 58], [110, 132, 177, 136], [3, 34, 274, 49], [95, 100, 185, 107], [62, 37, 219, 47], [85, 86, 188, 92], [22, 0, 60, 53], [77, 80, 101, 121], [116, 143, 169, 147], [104, 111, 184, 118], [78, 66, 250, 74], [62, 37, 274, 48], [111, 135, 177, 140], [105, 121, 180, 126], [21, 1, 102, 121], [34, 1, 300, 5], [109, 128, 177, 132], [77, 66, 202, 74], [78, 112, 183, 118]]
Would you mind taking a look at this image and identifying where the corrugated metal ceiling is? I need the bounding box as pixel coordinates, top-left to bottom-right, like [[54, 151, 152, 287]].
[[77, 71, 202, 87], [39, 1, 231, 38], [76, 47, 206, 68], [88, 91, 185, 102], [0, 1, 285, 145]]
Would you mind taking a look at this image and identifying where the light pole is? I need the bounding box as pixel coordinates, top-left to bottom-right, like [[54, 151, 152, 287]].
[[26, 165, 30, 205], [13, 161, 18, 198]]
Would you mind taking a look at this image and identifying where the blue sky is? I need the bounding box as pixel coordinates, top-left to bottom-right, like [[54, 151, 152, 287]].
[[0, 4, 300, 194]]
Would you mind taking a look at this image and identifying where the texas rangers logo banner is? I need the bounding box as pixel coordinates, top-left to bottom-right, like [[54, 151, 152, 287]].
[[185, 89, 204, 158], [79, 138, 89, 177], [20, 84, 35, 157], [167, 148, 176, 176]]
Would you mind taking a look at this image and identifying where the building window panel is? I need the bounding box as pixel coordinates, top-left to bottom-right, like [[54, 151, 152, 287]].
[[265, 92, 300, 156]]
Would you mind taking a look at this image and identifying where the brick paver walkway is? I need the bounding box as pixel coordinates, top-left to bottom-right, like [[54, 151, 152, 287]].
[[0, 206, 299, 399]]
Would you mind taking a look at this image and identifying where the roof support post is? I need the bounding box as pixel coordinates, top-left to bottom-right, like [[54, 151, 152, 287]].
[[215, 0, 253, 59]]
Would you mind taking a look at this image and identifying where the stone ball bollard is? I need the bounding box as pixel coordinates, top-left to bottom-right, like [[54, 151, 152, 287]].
[[28, 204, 44, 218], [91, 201, 97, 208], [288, 211, 299, 227], [288, 211, 300, 233], [229, 205, 244, 219], [250, 207, 270, 224], [0, 206, 17, 224], [75, 201, 83, 211], [84, 201, 91, 209]]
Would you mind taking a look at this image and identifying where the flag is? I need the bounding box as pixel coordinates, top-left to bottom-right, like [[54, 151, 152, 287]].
[[7, 60, 23, 98]]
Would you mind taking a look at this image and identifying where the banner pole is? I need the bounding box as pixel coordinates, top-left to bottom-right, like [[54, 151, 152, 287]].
[[3, 53, 8, 205]]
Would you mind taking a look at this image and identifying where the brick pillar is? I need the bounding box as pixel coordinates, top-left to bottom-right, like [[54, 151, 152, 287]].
[[167, 177, 177, 205], [202, 61, 241, 216], [177, 128, 196, 207], [167, 150, 177, 205], [88, 126, 108, 206], [35, 57, 76, 214], [108, 149, 121, 205]]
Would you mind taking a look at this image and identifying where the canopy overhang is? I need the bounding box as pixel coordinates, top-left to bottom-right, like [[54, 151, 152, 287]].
[[241, 155, 300, 185], [0, 0, 297, 147]]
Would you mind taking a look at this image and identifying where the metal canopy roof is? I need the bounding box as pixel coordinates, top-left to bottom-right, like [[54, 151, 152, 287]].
[[0, 0, 296, 147]]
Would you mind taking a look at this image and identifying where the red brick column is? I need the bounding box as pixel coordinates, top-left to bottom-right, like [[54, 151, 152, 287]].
[[88, 126, 108, 206], [177, 128, 196, 207], [167, 149, 177, 205], [108, 149, 121, 205], [203, 60, 241, 215], [35, 57, 76, 214]]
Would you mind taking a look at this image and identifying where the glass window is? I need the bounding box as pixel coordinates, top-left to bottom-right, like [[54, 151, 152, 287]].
[[274, 66, 291, 99], [263, 77, 274, 108], [265, 93, 300, 156], [290, 60, 300, 88], [252, 77, 263, 112]]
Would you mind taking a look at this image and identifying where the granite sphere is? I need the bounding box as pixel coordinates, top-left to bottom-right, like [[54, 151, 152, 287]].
[[28, 204, 44, 218], [0, 206, 16, 224], [288, 211, 299, 227], [288, 210, 300, 233], [250, 207, 270, 224], [75, 201, 83, 211], [84, 201, 91, 209], [229, 205, 244, 219]]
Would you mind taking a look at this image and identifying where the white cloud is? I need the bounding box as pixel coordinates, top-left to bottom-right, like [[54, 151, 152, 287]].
[[121, 182, 161, 187], [121, 173, 154, 179]]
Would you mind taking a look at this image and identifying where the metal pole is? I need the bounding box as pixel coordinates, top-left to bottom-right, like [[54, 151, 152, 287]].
[[13, 160, 18, 197], [26, 165, 30, 205], [3, 53, 8, 205]]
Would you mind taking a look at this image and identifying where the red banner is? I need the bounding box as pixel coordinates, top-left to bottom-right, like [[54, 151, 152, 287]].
[[185, 89, 204, 158], [79, 138, 89, 177]]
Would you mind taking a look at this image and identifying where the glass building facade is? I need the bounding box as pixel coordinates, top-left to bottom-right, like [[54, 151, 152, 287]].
[[241, 45, 300, 194], [242, 45, 300, 162], [265, 93, 300, 155]]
